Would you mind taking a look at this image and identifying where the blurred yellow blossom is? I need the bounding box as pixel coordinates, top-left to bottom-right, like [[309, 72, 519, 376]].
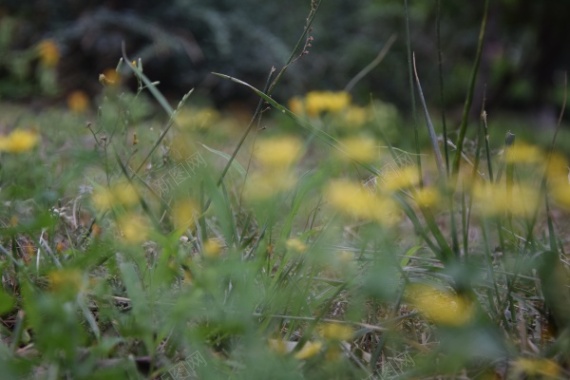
[[505, 143, 543, 164], [380, 165, 420, 191], [268, 339, 289, 355], [0, 129, 39, 153], [91, 181, 139, 211], [325, 179, 400, 225], [379, 166, 420, 192], [340, 105, 370, 128], [472, 182, 540, 217], [254, 136, 302, 169], [203, 239, 222, 259], [67, 90, 90, 113], [545, 153, 569, 185], [175, 107, 220, 130], [318, 323, 353, 341], [48, 268, 83, 293], [286, 238, 307, 253], [512, 358, 560, 379], [117, 213, 150, 244], [288, 96, 304, 115], [172, 198, 198, 232], [294, 341, 323, 360], [99, 68, 121, 86], [550, 183, 570, 210], [244, 171, 297, 200], [405, 284, 473, 326], [413, 187, 440, 209], [336, 136, 377, 163], [92, 189, 115, 211], [37, 39, 60, 67], [305, 91, 351, 117]]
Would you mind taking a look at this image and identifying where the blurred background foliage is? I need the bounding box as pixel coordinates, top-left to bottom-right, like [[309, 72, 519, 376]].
[[0, 0, 569, 121]]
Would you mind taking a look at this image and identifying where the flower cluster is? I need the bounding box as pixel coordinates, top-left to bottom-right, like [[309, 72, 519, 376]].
[[37, 39, 60, 67], [289, 91, 351, 117], [244, 135, 303, 200], [0, 129, 39, 153]]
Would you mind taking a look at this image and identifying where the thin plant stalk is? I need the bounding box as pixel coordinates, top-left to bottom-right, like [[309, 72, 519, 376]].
[[451, 0, 490, 179], [436, 0, 450, 175], [404, 0, 422, 185]]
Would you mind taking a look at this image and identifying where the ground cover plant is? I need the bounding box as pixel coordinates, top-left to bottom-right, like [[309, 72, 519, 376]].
[[1, 1, 570, 379]]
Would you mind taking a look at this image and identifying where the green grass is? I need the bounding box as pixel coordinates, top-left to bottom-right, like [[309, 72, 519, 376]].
[[1, 3, 570, 380]]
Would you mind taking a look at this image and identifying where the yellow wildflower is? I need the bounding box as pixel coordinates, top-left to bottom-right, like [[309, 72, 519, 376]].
[[175, 107, 220, 130], [288, 96, 304, 115], [294, 341, 323, 360], [37, 39, 60, 67], [172, 199, 198, 232], [379, 166, 420, 192], [286, 238, 307, 253], [0, 129, 39, 153], [244, 171, 297, 200], [268, 339, 289, 355], [91, 188, 115, 211], [112, 182, 140, 206], [67, 90, 90, 113], [512, 358, 560, 379], [169, 133, 199, 162], [545, 153, 568, 186], [405, 283, 473, 326], [203, 239, 222, 259], [91, 181, 139, 211], [117, 213, 150, 244], [325, 179, 400, 225], [550, 183, 570, 210], [472, 182, 540, 218], [340, 105, 370, 128], [99, 68, 121, 86], [254, 136, 303, 169], [305, 91, 351, 117], [48, 268, 83, 293], [318, 323, 353, 341], [413, 187, 440, 209], [505, 143, 542, 164], [336, 136, 377, 163]]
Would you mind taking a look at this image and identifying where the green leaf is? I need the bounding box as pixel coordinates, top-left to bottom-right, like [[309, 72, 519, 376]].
[[0, 289, 15, 315], [400, 245, 422, 268], [201, 143, 246, 178]]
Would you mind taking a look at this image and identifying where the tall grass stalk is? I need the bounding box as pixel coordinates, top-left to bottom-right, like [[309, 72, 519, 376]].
[[451, 0, 490, 179]]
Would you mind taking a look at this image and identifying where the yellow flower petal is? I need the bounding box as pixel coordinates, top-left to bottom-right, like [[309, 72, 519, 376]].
[[305, 91, 351, 117], [172, 199, 198, 232], [472, 182, 540, 218], [37, 39, 60, 67], [294, 341, 323, 360], [0, 129, 39, 153], [379, 166, 420, 192], [413, 187, 441, 208], [505, 143, 542, 164], [117, 213, 150, 244], [286, 238, 307, 253], [337, 136, 377, 163], [67, 90, 90, 113], [513, 358, 560, 378], [325, 179, 400, 225], [254, 136, 302, 169], [405, 284, 473, 326], [203, 239, 222, 259], [318, 323, 353, 341]]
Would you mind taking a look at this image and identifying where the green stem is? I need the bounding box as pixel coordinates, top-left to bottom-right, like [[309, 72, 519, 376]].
[[451, 0, 490, 178], [404, 0, 422, 184]]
